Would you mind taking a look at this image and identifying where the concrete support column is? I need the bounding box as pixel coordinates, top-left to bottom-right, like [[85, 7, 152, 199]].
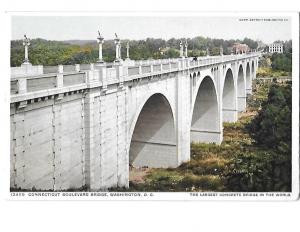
[[52, 101, 62, 190], [246, 88, 252, 95], [83, 93, 95, 190], [176, 71, 190, 164], [11, 112, 26, 189], [222, 108, 238, 122], [253, 59, 257, 80], [237, 96, 247, 112], [116, 90, 128, 187], [98, 94, 106, 189], [217, 65, 223, 140]]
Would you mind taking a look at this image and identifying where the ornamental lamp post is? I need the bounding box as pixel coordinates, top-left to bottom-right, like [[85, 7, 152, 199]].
[[97, 30, 104, 63], [220, 46, 223, 56], [206, 47, 210, 57], [126, 41, 130, 60], [179, 40, 184, 58], [115, 33, 121, 62], [23, 34, 31, 64], [184, 39, 188, 57], [114, 33, 121, 62]]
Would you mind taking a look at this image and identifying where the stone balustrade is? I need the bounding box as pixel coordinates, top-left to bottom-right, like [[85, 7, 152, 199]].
[[10, 53, 259, 102]]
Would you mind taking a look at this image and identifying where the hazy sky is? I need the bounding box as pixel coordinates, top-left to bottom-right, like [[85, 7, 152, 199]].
[[11, 16, 292, 43]]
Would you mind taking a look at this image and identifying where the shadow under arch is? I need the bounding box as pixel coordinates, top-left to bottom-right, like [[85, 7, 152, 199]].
[[190, 75, 221, 144], [222, 68, 237, 122], [129, 93, 177, 168], [237, 64, 246, 112], [251, 60, 255, 78], [246, 62, 251, 94]]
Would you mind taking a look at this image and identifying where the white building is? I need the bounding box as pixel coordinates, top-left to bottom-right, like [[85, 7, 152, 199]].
[[268, 43, 283, 53]]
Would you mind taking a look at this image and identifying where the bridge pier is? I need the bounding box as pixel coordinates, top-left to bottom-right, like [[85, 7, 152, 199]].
[[222, 108, 238, 122], [237, 96, 247, 112], [191, 129, 222, 144]]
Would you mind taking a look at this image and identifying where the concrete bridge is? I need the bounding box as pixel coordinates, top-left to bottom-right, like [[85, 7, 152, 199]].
[[10, 53, 259, 191]]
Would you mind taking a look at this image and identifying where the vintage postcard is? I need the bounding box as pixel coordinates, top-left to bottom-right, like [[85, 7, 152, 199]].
[[7, 12, 299, 200]]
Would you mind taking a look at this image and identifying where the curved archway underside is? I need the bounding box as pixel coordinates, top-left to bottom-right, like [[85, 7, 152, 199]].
[[191, 76, 221, 144], [251, 61, 255, 80], [246, 62, 252, 95], [129, 93, 177, 168], [222, 69, 237, 122], [237, 65, 246, 112]]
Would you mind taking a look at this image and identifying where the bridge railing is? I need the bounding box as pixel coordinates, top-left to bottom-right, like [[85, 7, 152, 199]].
[[11, 52, 259, 77], [11, 70, 87, 95], [11, 53, 260, 97]]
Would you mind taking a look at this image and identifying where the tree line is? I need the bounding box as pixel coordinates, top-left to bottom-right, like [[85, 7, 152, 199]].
[[11, 37, 259, 67]]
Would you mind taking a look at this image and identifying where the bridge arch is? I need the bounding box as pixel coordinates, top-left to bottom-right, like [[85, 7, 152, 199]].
[[237, 64, 246, 112], [222, 68, 237, 122], [128, 93, 177, 168], [251, 60, 255, 79], [246, 62, 251, 94], [190, 75, 221, 144]]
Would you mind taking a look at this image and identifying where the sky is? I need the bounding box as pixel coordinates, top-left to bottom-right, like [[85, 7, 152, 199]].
[[11, 16, 292, 44]]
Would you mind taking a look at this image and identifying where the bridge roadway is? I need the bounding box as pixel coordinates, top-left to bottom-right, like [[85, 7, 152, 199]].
[[10, 53, 259, 190]]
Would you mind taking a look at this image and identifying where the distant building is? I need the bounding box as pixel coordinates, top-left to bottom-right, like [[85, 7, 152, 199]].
[[159, 47, 170, 55], [268, 43, 283, 53], [232, 43, 250, 54]]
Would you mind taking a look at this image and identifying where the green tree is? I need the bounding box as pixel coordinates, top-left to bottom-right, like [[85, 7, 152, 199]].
[[271, 53, 292, 72], [247, 83, 291, 151]]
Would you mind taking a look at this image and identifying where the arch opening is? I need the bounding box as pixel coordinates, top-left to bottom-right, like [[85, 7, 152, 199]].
[[246, 63, 252, 95], [191, 76, 221, 144], [237, 65, 246, 112], [251, 61, 255, 79], [129, 93, 177, 168], [222, 69, 237, 122]]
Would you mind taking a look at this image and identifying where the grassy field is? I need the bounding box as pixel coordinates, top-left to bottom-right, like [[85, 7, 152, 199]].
[[256, 67, 291, 78], [112, 80, 272, 192]]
